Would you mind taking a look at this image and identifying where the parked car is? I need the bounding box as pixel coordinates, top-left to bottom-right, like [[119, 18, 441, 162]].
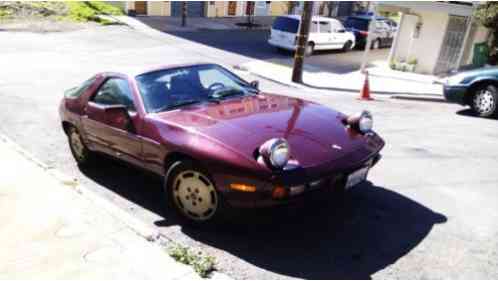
[[268, 15, 356, 55], [59, 63, 385, 224], [442, 66, 498, 117], [344, 15, 395, 49]]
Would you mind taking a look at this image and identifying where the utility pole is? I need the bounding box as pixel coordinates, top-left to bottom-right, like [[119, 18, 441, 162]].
[[360, 2, 377, 73], [291, 1, 313, 83], [182, 1, 187, 27]]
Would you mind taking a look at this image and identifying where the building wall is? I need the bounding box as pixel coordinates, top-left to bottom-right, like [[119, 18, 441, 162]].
[[270, 2, 289, 16], [393, 11, 449, 74], [148, 1, 170, 16]]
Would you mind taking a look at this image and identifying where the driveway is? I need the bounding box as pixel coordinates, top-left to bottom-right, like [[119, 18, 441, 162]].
[[1, 24, 497, 279]]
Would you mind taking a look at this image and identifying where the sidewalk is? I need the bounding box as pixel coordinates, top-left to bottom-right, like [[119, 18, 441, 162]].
[[0, 135, 211, 279], [239, 59, 445, 101], [115, 15, 272, 32]]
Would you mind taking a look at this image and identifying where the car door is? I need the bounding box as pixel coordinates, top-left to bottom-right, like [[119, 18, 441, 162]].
[[81, 77, 143, 166], [316, 21, 335, 49], [330, 19, 349, 48]]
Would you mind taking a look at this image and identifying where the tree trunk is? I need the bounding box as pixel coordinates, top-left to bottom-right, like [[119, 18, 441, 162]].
[[292, 2, 313, 83], [182, 2, 187, 27]]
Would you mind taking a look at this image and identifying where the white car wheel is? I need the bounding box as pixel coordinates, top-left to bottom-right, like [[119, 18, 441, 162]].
[[472, 85, 497, 117], [172, 170, 218, 221]]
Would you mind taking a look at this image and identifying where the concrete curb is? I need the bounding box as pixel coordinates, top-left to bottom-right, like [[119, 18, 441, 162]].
[[390, 94, 447, 103], [0, 133, 160, 242], [0, 133, 232, 279]]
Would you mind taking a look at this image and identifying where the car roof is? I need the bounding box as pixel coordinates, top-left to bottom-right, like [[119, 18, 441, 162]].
[[102, 62, 218, 78], [278, 14, 340, 22]]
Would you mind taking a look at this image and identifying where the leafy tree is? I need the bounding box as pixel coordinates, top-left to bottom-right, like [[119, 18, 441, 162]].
[[474, 3, 498, 62]]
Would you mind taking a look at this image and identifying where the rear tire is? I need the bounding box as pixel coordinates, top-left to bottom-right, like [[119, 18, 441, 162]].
[[371, 39, 380, 50], [471, 84, 498, 118], [67, 126, 96, 167], [165, 159, 230, 226]]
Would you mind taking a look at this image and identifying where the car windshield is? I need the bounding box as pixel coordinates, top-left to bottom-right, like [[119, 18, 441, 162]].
[[344, 17, 369, 31], [136, 64, 256, 113], [272, 17, 299, 33]]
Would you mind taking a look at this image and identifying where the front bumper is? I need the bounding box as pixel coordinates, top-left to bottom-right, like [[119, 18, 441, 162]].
[[268, 38, 296, 51], [443, 85, 468, 105], [216, 152, 382, 209]]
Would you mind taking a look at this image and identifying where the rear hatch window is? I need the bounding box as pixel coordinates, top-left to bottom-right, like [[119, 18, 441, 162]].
[[272, 17, 299, 33], [344, 17, 369, 31]]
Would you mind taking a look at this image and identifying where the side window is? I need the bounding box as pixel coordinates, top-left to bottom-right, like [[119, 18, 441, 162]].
[[93, 78, 135, 111], [310, 21, 318, 33], [319, 21, 331, 33]]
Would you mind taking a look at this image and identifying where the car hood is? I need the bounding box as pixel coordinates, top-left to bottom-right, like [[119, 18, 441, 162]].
[[449, 66, 498, 79], [155, 94, 374, 168]]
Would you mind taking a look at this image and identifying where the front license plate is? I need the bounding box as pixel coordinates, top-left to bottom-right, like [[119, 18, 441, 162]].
[[345, 166, 369, 190]]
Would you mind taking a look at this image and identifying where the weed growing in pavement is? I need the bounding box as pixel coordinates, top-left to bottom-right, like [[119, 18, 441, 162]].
[[167, 243, 216, 278]]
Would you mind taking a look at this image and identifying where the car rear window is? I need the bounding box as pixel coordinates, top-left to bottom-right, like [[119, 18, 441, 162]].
[[344, 17, 369, 31], [272, 17, 299, 33]]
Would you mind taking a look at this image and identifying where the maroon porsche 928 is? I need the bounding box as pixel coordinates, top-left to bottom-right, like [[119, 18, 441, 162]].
[[59, 63, 384, 224]]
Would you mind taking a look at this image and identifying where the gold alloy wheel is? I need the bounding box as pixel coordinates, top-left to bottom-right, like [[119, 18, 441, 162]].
[[172, 170, 218, 221], [70, 129, 85, 162], [473, 87, 496, 116]]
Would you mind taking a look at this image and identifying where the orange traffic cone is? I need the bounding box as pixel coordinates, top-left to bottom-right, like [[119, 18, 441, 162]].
[[358, 71, 373, 101]]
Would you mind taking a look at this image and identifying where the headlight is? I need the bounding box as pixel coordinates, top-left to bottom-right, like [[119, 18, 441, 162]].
[[446, 73, 465, 85], [346, 110, 373, 133], [259, 138, 290, 169], [358, 111, 373, 133]]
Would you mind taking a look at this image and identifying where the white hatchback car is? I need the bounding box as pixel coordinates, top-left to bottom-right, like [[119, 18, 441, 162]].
[[268, 15, 356, 55]]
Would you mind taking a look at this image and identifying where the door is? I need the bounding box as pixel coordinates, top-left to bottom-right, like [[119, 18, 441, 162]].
[[171, 1, 205, 17], [228, 1, 237, 16], [82, 78, 143, 166], [135, 1, 147, 15], [329, 19, 349, 48], [435, 15, 469, 74]]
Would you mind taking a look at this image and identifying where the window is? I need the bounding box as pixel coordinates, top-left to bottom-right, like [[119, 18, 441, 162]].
[[319, 21, 331, 33], [93, 78, 135, 111], [272, 16, 299, 33], [65, 76, 96, 98], [310, 21, 319, 33], [136, 64, 254, 113], [344, 17, 369, 31]]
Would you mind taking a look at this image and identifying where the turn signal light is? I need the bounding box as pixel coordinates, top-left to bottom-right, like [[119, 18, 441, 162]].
[[272, 186, 288, 199], [229, 183, 256, 192]]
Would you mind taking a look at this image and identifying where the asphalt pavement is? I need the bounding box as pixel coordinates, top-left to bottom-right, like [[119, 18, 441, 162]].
[[0, 24, 497, 279], [165, 29, 389, 74]]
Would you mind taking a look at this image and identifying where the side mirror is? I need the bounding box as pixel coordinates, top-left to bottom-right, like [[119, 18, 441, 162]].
[[250, 80, 259, 90], [104, 105, 135, 132]]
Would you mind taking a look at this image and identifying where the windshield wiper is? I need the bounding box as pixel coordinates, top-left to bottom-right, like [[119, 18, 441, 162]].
[[153, 99, 202, 113], [209, 88, 246, 100]]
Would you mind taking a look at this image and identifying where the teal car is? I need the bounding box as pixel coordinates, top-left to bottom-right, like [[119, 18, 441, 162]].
[[443, 67, 498, 118]]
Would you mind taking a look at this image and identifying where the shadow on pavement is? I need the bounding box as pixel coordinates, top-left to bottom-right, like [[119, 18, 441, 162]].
[[180, 182, 447, 279], [456, 108, 498, 120], [81, 158, 446, 279]]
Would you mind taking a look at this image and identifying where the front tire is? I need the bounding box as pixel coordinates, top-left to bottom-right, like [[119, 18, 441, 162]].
[[471, 84, 498, 118], [342, 40, 353, 52], [67, 126, 96, 167], [165, 160, 228, 225]]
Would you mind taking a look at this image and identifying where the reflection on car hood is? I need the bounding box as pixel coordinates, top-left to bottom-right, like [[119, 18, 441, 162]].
[[155, 93, 372, 168]]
